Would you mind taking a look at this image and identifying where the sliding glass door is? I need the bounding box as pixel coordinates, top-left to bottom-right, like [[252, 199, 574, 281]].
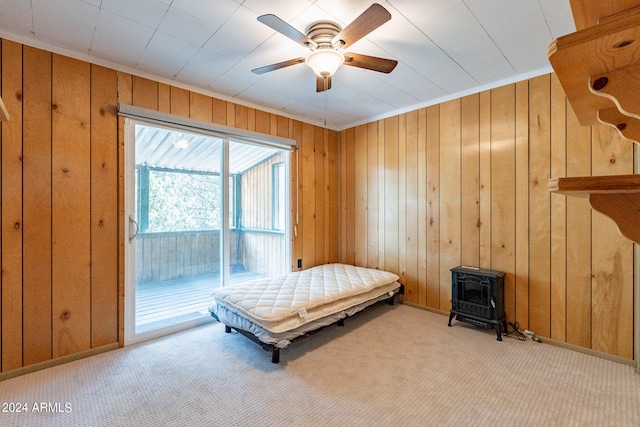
[[124, 119, 290, 345]]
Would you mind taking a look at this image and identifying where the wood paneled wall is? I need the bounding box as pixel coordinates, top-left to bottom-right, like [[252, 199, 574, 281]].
[[0, 39, 339, 373], [339, 74, 635, 359], [1, 40, 119, 372]]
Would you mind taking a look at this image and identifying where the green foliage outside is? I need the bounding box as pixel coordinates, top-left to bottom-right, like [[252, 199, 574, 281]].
[[147, 170, 221, 232]]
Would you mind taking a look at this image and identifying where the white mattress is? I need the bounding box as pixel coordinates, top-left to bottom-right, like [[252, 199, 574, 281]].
[[209, 263, 400, 333]]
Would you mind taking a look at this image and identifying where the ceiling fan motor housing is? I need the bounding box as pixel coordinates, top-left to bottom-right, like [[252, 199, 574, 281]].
[[306, 21, 343, 48]]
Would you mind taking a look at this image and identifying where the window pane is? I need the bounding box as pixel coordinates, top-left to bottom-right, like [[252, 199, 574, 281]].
[[230, 140, 287, 277], [134, 124, 223, 334], [145, 169, 220, 232]]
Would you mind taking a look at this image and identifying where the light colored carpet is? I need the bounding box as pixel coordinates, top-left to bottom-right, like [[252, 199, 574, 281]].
[[1, 303, 639, 427]]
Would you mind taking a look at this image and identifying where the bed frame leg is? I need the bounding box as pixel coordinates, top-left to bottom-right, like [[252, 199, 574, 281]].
[[337, 319, 345, 326], [387, 296, 395, 305], [225, 325, 231, 333], [271, 348, 280, 363]]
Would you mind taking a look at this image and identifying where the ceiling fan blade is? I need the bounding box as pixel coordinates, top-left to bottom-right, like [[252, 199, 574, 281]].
[[316, 75, 332, 92], [257, 14, 318, 49], [332, 3, 391, 50], [252, 58, 305, 74], [343, 53, 398, 73]]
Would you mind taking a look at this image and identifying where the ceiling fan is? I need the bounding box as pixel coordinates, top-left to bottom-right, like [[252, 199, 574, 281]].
[[252, 3, 398, 92]]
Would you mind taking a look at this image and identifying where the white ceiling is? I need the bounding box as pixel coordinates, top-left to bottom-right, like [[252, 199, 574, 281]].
[[0, 0, 575, 130]]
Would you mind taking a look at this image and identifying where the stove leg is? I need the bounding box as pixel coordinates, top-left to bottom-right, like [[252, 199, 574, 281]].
[[448, 312, 455, 326], [494, 323, 502, 341]]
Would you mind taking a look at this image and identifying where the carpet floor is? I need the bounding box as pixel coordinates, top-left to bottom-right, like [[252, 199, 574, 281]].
[[1, 303, 639, 426]]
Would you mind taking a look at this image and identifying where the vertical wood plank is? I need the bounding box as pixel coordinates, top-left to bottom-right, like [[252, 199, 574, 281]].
[[1, 40, 23, 371], [439, 100, 461, 310], [255, 110, 270, 135], [327, 130, 340, 263], [117, 72, 133, 105], [528, 75, 551, 336], [367, 122, 379, 269], [478, 91, 492, 269], [398, 114, 407, 289], [377, 120, 385, 269], [591, 124, 634, 358], [550, 73, 567, 341], [189, 92, 212, 122], [118, 114, 126, 346], [339, 129, 346, 263], [132, 76, 158, 110], [324, 131, 331, 262], [277, 117, 289, 138], [417, 108, 428, 306], [247, 108, 256, 132], [314, 126, 325, 265], [461, 94, 480, 267], [354, 124, 368, 266], [405, 110, 419, 303], [345, 127, 356, 265], [514, 80, 530, 330], [90, 65, 118, 347], [170, 87, 190, 117], [226, 102, 236, 128], [22, 45, 53, 366], [235, 104, 248, 130], [301, 123, 316, 268], [426, 105, 440, 309], [384, 116, 399, 275], [490, 84, 516, 324], [565, 102, 591, 349], [52, 54, 92, 357], [158, 83, 170, 114], [213, 98, 227, 125]]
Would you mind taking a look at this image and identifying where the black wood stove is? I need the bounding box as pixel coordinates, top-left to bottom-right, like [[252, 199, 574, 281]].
[[448, 266, 506, 340]]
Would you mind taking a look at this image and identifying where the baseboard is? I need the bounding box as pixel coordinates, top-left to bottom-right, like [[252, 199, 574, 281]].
[[0, 343, 119, 381], [399, 301, 637, 370], [539, 336, 636, 368], [400, 300, 450, 316]]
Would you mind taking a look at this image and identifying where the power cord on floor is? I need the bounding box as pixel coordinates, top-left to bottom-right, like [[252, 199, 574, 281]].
[[504, 322, 542, 342], [504, 321, 526, 341]]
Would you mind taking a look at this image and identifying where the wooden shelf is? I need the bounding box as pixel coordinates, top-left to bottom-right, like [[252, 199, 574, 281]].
[[548, 1, 640, 245], [549, 175, 640, 243], [0, 95, 8, 122], [548, 5, 640, 131]]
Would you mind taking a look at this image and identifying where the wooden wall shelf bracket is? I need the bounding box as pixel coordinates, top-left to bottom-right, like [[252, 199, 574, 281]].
[[597, 107, 640, 143], [548, 6, 640, 127], [549, 175, 640, 244], [588, 66, 640, 144]]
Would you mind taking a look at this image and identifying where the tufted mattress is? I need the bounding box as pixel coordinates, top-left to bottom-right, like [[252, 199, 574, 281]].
[[208, 263, 400, 346]]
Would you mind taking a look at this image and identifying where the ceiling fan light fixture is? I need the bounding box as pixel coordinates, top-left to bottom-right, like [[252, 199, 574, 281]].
[[306, 48, 344, 77]]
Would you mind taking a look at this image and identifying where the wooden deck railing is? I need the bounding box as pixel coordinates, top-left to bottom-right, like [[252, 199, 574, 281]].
[[135, 228, 285, 284]]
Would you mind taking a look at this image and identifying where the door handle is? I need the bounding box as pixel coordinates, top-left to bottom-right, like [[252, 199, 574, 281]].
[[129, 216, 139, 242]]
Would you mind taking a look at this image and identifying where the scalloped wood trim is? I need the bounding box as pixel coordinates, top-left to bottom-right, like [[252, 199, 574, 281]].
[[0, 95, 8, 122]]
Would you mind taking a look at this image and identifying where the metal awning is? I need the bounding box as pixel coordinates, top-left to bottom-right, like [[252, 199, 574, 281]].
[[135, 124, 281, 174]]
